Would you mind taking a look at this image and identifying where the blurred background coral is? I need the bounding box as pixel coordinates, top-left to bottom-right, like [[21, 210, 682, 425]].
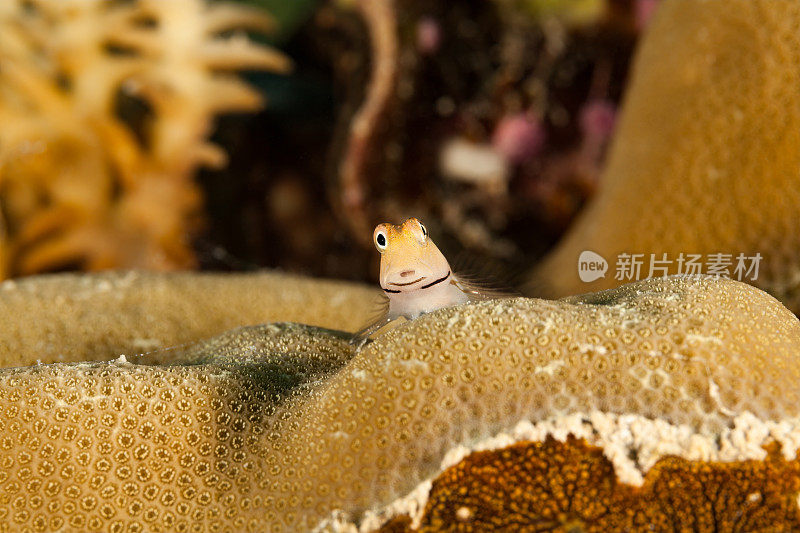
[[0, 0, 648, 283]]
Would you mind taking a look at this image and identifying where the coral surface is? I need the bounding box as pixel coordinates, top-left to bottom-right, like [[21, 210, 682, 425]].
[[0, 0, 289, 276], [0, 271, 378, 368], [530, 0, 800, 313], [0, 323, 355, 533], [0, 273, 799, 531], [377, 437, 800, 532]]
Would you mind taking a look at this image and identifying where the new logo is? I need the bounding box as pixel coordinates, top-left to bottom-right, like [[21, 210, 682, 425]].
[[578, 250, 608, 282]]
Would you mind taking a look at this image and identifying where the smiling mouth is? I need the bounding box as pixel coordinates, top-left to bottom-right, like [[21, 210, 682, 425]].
[[389, 277, 425, 287]]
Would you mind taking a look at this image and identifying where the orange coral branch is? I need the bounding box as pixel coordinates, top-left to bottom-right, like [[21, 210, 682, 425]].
[[0, 0, 290, 276]]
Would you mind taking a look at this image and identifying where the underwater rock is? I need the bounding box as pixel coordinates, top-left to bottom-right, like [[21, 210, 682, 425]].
[[530, 0, 800, 313], [1, 274, 800, 531], [0, 271, 378, 368]]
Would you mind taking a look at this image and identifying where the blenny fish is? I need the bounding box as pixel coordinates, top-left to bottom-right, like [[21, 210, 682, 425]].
[[352, 217, 509, 344]]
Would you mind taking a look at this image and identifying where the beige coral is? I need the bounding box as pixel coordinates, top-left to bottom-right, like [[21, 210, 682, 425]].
[[0, 323, 356, 533], [529, 0, 800, 312], [0, 270, 378, 368], [0, 0, 290, 276], [0, 273, 799, 531]]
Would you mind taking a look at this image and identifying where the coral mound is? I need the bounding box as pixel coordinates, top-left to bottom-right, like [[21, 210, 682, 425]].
[[530, 0, 800, 313], [0, 270, 378, 368], [0, 323, 354, 533], [1, 273, 799, 531]]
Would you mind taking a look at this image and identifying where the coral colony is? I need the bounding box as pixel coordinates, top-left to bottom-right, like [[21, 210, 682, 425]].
[[1, 275, 800, 530], [531, 0, 800, 315], [0, 0, 288, 276]]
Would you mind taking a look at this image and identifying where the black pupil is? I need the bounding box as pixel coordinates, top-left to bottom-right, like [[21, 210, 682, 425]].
[[377, 234, 386, 247]]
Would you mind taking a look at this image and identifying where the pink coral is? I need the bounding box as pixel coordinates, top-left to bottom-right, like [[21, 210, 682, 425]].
[[635, 0, 660, 31], [491, 114, 546, 165], [416, 16, 441, 55], [580, 100, 617, 146]]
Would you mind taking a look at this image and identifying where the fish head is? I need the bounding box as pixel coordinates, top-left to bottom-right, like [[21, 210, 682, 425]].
[[373, 218, 451, 292]]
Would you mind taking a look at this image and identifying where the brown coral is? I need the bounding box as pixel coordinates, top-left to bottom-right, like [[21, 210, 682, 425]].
[[529, 0, 800, 313], [382, 438, 800, 532], [336, 0, 399, 242], [0, 0, 290, 276], [1, 273, 800, 531]]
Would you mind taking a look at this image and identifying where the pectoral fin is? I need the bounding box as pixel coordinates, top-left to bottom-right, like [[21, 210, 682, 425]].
[[452, 273, 520, 301], [349, 295, 392, 348]]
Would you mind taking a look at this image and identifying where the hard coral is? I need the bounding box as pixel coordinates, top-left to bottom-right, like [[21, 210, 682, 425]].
[[0, 324, 355, 533], [530, 0, 800, 313], [384, 437, 800, 532], [0, 0, 290, 276], [299, 275, 800, 529], [0, 271, 378, 368], [1, 273, 800, 531]]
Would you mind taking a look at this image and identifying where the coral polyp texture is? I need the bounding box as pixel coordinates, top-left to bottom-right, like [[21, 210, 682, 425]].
[[530, 0, 800, 313], [0, 324, 355, 533], [0, 0, 289, 277], [0, 270, 378, 368], [1, 273, 800, 531]]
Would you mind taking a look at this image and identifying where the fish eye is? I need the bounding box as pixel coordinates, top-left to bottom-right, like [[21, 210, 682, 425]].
[[375, 231, 387, 251]]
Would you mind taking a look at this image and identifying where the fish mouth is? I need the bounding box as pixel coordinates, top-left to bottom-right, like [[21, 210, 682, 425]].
[[388, 277, 425, 287]]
